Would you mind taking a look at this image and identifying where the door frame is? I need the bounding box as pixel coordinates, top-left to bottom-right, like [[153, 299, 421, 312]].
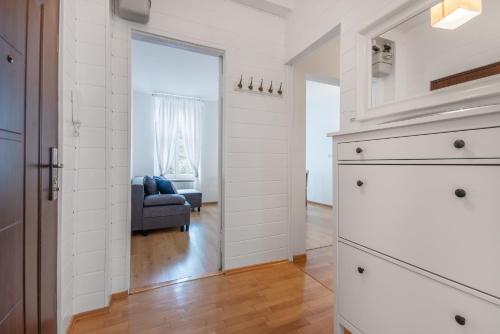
[[24, 0, 60, 332], [126, 29, 226, 291]]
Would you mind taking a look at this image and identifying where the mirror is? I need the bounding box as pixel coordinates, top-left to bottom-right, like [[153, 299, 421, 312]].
[[370, 0, 500, 108]]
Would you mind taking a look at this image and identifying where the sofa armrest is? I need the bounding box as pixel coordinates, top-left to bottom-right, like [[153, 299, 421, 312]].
[[131, 177, 145, 232]]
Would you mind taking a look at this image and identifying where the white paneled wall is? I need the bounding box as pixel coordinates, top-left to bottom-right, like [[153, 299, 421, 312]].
[[108, 0, 289, 282], [73, 0, 109, 314], [60, 0, 290, 327], [60, 0, 77, 331]]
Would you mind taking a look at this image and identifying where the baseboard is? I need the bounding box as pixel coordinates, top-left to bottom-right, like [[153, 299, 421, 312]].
[[292, 253, 307, 262], [224, 259, 289, 275], [130, 271, 222, 294], [66, 291, 128, 334], [307, 200, 333, 208]]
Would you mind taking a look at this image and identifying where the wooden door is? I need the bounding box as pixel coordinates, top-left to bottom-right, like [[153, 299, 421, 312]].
[[0, 0, 59, 333]]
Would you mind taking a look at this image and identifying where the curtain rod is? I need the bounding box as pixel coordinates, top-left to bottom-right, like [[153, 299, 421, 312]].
[[152, 91, 204, 101]]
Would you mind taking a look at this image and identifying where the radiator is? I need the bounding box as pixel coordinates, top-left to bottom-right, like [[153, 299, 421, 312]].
[[171, 180, 195, 190]]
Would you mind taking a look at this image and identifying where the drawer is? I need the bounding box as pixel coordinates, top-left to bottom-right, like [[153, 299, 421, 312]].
[[338, 164, 500, 298], [338, 243, 500, 334], [338, 127, 500, 160]]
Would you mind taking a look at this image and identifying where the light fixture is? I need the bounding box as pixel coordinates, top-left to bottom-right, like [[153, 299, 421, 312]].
[[431, 0, 482, 30]]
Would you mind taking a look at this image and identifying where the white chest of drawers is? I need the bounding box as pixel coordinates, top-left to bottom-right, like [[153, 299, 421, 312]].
[[329, 109, 500, 334]]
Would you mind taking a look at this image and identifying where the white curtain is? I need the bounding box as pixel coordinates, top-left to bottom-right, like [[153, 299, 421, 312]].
[[153, 94, 202, 178], [178, 99, 202, 178]]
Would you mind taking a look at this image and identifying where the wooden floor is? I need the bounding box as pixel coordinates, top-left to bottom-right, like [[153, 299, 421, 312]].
[[130, 203, 220, 291], [306, 203, 334, 250], [294, 246, 334, 291], [72, 262, 333, 334]]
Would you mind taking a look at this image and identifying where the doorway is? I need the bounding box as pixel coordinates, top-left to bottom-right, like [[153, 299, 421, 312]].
[[129, 32, 224, 292], [305, 80, 339, 251], [290, 27, 340, 290]]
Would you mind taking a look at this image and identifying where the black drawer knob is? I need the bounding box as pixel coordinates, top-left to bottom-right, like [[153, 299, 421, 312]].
[[356, 180, 364, 187], [455, 315, 466, 326], [6, 54, 14, 64], [356, 147, 363, 154], [453, 139, 465, 149], [455, 189, 466, 198], [357, 267, 365, 274]]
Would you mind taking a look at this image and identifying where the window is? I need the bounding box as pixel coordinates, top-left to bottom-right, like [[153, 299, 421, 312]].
[[165, 132, 194, 177]]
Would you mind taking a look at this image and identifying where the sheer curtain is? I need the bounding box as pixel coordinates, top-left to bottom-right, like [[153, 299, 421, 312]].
[[153, 94, 202, 180], [178, 98, 202, 178]]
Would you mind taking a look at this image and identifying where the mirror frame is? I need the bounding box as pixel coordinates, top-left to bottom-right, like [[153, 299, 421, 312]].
[[354, 0, 500, 123]]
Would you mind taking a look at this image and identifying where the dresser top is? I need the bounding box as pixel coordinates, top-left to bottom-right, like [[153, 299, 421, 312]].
[[328, 105, 500, 140]]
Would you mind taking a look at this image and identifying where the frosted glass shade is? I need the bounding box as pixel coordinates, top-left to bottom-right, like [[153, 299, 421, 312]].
[[431, 0, 481, 30]]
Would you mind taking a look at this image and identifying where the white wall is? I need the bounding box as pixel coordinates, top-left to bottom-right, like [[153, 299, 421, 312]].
[[306, 81, 340, 205], [131, 92, 219, 203], [60, 0, 77, 331], [200, 101, 219, 203], [60, 0, 290, 327], [131, 91, 154, 177]]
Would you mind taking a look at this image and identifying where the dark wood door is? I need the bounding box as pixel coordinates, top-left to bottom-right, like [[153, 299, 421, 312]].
[[0, 0, 59, 333]]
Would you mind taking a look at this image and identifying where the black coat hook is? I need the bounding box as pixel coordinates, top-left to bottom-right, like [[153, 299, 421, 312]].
[[268, 81, 273, 94], [258, 79, 264, 92], [237, 75, 243, 89], [248, 77, 253, 90], [278, 82, 283, 95]]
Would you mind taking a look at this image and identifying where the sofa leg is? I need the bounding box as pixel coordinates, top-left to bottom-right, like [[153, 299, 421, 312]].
[[180, 225, 185, 232], [185, 224, 190, 232], [141, 230, 149, 236], [197, 207, 200, 212]]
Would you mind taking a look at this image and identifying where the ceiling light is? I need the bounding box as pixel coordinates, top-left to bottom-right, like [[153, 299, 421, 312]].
[[431, 0, 482, 30]]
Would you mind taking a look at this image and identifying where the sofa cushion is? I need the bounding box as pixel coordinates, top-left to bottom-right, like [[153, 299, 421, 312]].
[[143, 176, 158, 195], [143, 194, 186, 207], [154, 176, 177, 194], [143, 202, 191, 218]]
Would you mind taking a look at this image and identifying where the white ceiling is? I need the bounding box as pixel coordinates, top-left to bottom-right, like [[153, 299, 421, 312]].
[[132, 39, 220, 101]]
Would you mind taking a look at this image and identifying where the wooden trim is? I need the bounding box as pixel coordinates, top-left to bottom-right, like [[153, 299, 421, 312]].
[[307, 200, 333, 208], [110, 290, 129, 301], [430, 61, 500, 91], [130, 272, 222, 295], [292, 254, 307, 262], [65, 316, 76, 334], [224, 260, 289, 275], [66, 291, 129, 334]]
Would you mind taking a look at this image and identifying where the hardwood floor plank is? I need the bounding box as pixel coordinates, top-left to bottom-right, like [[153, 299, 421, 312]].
[[71, 263, 333, 334], [294, 246, 334, 291], [131, 203, 221, 291], [306, 203, 333, 250]]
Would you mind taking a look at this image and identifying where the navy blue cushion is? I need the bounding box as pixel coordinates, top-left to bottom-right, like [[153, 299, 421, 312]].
[[143, 176, 159, 195], [154, 176, 176, 194]]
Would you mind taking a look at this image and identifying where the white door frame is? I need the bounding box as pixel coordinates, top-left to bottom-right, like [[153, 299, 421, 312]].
[[126, 29, 226, 292]]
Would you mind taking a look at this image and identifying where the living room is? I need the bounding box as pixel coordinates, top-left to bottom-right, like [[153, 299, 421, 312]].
[[130, 33, 222, 291]]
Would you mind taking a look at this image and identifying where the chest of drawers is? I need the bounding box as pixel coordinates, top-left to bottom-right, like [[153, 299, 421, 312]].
[[330, 109, 500, 334]]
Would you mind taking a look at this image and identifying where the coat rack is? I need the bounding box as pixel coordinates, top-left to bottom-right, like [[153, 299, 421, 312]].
[[235, 75, 284, 98]]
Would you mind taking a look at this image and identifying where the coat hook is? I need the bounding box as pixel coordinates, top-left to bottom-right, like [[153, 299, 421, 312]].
[[237, 75, 243, 89], [268, 81, 273, 94], [277, 82, 283, 95], [248, 77, 253, 90], [258, 79, 264, 92]]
